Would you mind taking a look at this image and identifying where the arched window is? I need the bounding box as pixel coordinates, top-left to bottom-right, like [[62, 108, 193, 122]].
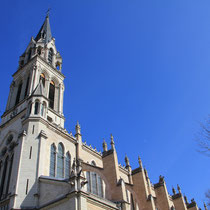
[[15, 81, 23, 105], [6, 135, 13, 145], [57, 143, 64, 178], [49, 81, 55, 109], [86, 171, 104, 198], [65, 152, 71, 178], [37, 46, 42, 55], [5, 154, 14, 195], [50, 144, 56, 177], [34, 101, 39, 115], [24, 76, 30, 98], [40, 73, 45, 87], [48, 48, 53, 64], [0, 157, 8, 198]]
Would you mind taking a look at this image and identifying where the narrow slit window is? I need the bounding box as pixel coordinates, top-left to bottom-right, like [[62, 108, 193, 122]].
[[15, 82, 23, 105], [49, 81, 55, 109], [29, 147, 32, 159], [26, 179, 29, 195]]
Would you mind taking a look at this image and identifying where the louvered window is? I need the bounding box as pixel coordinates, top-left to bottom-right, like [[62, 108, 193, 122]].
[[48, 48, 53, 64], [5, 154, 14, 195], [49, 81, 55, 109]]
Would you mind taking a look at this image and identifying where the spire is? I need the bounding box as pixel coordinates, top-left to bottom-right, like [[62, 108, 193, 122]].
[[75, 121, 81, 135], [35, 13, 52, 44], [177, 184, 181, 194], [125, 154, 130, 167], [138, 155, 143, 169], [102, 139, 108, 152], [110, 134, 115, 150], [172, 186, 176, 195]]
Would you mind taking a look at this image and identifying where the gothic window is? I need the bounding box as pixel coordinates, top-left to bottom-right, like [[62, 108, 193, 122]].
[[15, 82, 22, 105], [57, 143, 64, 178], [37, 46, 42, 55], [6, 135, 13, 145], [50, 144, 56, 177], [40, 73, 45, 87], [0, 157, 8, 198], [24, 76, 30, 98], [65, 152, 71, 178], [49, 81, 55, 109], [86, 171, 103, 198], [34, 101, 39, 115], [48, 48, 53, 64], [5, 154, 14, 195]]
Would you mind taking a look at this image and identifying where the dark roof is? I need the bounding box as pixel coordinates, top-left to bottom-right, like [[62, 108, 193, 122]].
[[35, 15, 52, 44]]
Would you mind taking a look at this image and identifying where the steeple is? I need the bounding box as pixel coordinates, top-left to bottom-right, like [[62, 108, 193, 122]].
[[35, 14, 52, 44]]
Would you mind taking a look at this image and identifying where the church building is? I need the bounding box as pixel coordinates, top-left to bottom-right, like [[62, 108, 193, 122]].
[[0, 15, 206, 210]]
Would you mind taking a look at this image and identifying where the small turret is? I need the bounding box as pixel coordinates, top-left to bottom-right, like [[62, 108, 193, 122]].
[[184, 195, 189, 205], [204, 202, 207, 210], [75, 121, 81, 135], [172, 186, 176, 195], [102, 139, 108, 152], [110, 134, 115, 150], [177, 184, 181, 194], [125, 154, 130, 167], [138, 155, 143, 169]]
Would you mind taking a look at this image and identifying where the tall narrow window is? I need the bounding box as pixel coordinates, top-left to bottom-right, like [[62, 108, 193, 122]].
[[34, 102, 39, 115], [86, 171, 104, 198], [24, 76, 30, 98], [97, 174, 103, 197], [0, 157, 8, 198], [40, 73, 45, 87], [5, 154, 14, 195], [50, 144, 56, 177], [57, 143, 64, 178], [48, 48, 53, 64], [41, 102, 46, 117], [49, 81, 55, 109], [15, 82, 22, 105], [65, 152, 71, 178], [86, 171, 91, 192]]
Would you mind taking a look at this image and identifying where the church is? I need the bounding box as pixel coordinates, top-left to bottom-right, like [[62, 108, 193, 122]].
[[0, 14, 206, 210]]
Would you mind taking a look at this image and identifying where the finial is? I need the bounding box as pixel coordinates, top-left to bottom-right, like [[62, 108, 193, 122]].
[[184, 195, 188, 204], [125, 154, 130, 167], [138, 155, 143, 168], [172, 186, 176, 195], [75, 121, 81, 135], [46, 8, 51, 18], [204, 202, 207, 210], [177, 184, 181, 194], [110, 134, 115, 150], [102, 139, 107, 152], [159, 175, 165, 183]]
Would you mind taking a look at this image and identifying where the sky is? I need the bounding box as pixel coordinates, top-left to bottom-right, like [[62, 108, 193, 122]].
[[0, 0, 210, 208]]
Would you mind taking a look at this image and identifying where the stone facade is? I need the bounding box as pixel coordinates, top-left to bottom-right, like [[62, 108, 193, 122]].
[[0, 15, 206, 210]]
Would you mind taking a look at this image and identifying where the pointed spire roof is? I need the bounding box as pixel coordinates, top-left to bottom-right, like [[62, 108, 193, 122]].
[[31, 81, 47, 97], [35, 14, 52, 44]]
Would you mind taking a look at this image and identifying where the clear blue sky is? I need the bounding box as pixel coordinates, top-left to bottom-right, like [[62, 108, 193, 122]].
[[0, 0, 210, 208]]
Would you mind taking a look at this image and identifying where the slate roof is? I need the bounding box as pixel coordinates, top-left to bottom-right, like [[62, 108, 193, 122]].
[[35, 14, 52, 44]]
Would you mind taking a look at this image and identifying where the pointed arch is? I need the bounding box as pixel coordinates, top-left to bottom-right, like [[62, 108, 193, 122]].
[[24, 75, 30, 98], [34, 101, 40, 115], [57, 143, 64, 178], [5, 154, 14, 195], [65, 152, 71, 178], [0, 156, 9, 198], [48, 48, 53, 64], [15, 81, 23, 105], [40, 73, 45, 87], [49, 80, 55, 109], [50, 144, 56, 177]]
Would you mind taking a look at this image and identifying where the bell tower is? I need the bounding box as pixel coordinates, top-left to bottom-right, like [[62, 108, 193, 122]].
[[2, 13, 64, 128], [0, 14, 66, 209]]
